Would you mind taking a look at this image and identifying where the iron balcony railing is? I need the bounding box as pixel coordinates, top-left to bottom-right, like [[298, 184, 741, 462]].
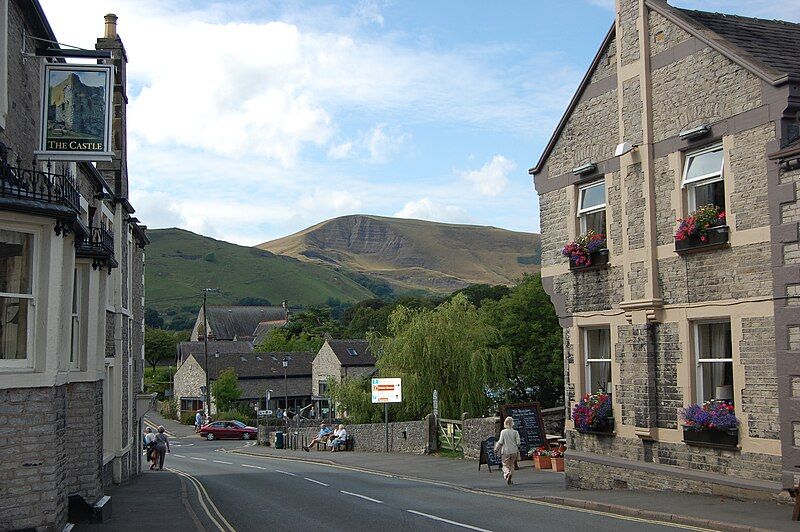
[[76, 226, 117, 271], [0, 157, 81, 214]]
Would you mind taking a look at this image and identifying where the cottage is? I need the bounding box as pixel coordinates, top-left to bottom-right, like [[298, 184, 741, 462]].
[[533, 0, 799, 500], [311, 338, 376, 416], [0, 3, 148, 530]]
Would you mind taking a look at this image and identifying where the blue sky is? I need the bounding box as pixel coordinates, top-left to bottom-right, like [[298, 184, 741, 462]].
[[40, 0, 800, 245]]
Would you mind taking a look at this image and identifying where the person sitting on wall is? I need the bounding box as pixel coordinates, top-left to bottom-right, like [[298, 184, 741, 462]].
[[303, 424, 333, 452], [328, 424, 347, 452]]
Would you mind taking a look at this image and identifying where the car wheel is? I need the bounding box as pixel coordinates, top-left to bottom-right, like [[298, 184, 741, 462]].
[[207, 433, 215, 441], [243, 432, 250, 440]]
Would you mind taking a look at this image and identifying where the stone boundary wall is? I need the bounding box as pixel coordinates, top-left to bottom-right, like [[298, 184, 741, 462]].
[[462, 407, 566, 460]]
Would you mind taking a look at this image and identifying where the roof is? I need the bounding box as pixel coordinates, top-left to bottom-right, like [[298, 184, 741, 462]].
[[239, 376, 310, 399], [205, 305, 287, 341], [253, 320, 285, 345], [326, 339, 375, 367], [530, 1, 800, 176], [178, 341, 253, 366], [208, 351, 314, 380]]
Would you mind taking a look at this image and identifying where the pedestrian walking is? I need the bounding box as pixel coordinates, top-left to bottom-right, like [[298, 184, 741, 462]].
[[144, 427, 157, 470], [154, 425, 170, 471], [495, 416, 521, 485], [195, 410, 203, 433]]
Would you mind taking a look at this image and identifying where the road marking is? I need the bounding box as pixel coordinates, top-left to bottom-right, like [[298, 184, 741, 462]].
[[340, 490, 383, 504], [173, 454, 185, 458], [304, 477, 329, 486], [190, 457, 207, 461], [406, 510, 491, 532], [143, 418, 176, 438], [276, 470, 296, 476], [241, 464, 265, 470], [172, 468, 236, 532], [213, 460, 233, 465]]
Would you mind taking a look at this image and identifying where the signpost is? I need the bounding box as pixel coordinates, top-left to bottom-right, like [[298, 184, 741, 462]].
[[372, 378, 402, 452], [433, 389, 439, 419]]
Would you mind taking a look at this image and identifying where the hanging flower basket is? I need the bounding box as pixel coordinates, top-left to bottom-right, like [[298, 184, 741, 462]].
[[562, 232, 608, 270], [572, 393, 614, 435], [674, 205, 728, 253]]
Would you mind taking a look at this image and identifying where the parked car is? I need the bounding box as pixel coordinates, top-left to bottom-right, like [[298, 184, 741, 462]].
[[200, 420, 257, 440]]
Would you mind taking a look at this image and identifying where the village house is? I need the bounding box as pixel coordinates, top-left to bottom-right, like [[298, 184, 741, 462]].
[[173, 341, 313, 418], [533, 0, 800, 500], [0, 2, 148, 530], [311, 338, 376, 417], [190, 303, 288, 343]]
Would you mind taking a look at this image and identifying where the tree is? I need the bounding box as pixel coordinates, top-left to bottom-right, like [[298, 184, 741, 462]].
[[144, 366, 176, 400], [446, 284, 511, 308], [144, 328, 178, 370], [255, 328, 323, 353], [144, 307, 164, 328], [212, 367, 242, 412], [327, 376, 382, 424], [374, 294, 511, 421], [480, 274, 564, 407]]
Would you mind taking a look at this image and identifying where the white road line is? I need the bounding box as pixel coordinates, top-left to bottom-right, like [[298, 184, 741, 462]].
[[406, 510, 492, 532], [189, 457, 207, 461], [213, 460, 233, 465], [241, 464, 265, 470], [340, 490, 383, 504], [276, 470, 296, 476], [173, 454, 186, 458], [304, 477, 329, 486]]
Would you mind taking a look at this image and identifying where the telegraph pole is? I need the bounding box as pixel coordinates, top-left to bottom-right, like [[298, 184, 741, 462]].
[[202, 288, 219, 420]]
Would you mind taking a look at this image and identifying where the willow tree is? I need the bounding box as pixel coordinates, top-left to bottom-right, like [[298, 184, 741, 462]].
[[374, 294, 511, 421]]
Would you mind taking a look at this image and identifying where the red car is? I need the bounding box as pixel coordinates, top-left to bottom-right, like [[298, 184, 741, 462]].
[[200, 420, 257, 440]]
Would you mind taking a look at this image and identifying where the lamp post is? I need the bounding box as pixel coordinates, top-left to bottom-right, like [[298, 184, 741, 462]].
[[202, 288, 219, 420], [282, 356, 289, 430]]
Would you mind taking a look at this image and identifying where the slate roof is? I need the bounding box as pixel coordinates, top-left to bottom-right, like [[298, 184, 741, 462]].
[[178, 341, 253, 366], [252, 321, 285, 345], [208, 351, 314, 380], [326, 339, 376, 367], [239, 376, 310, 399], [675, 7, 800, 80], [206, 305, 287, 341]]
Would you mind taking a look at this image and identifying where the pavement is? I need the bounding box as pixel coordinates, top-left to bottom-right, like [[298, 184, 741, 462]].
[[85, 411, 793, 532]]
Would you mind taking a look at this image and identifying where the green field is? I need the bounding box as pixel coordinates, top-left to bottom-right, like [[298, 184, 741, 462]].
[[146, 228, 376, 327]]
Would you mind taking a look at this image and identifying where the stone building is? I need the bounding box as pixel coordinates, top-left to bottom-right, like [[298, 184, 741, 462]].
[[532, 0, 800, 499], [311, 338, 376, 417], [0, 2, 148, 530], [174, 342, 313, 417], [190, 303, 288, 343]]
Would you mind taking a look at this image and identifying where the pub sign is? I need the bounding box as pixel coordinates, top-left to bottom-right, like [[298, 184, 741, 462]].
[[37, 64, 114, 161]]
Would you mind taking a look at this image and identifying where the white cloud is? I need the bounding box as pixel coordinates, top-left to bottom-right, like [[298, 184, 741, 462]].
[[327, 141, 354, 159], [460, 155, 516, 196], [394, 197, 470, 224], [353, 0, 385, 27], [297, 189, 362, 216]]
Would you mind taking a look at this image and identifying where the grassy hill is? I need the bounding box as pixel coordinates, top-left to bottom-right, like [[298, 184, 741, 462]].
[[146, 228, 376, 328], [258, 215, 540, 294]]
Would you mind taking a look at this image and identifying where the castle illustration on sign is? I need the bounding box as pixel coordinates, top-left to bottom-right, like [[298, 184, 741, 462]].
[[45, 70, 107, 152]]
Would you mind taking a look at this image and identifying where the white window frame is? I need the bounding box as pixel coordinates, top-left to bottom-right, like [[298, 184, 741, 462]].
[[693, 319, 734, 404], [577, 181, 606, 234], [583, 327, 611, 395], [682, 144, 724, 212], [0, 225, 37, 369], [70, 268, 80, 370]]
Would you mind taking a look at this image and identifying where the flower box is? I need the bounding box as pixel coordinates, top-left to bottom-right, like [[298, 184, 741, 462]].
[[552, 457, 565, 472], [675, 225, 729, 254], [573, 393, 614, 434], [534, 456, 552, 470], [569, 249, 609, 270], [682, 427, 739, 449]]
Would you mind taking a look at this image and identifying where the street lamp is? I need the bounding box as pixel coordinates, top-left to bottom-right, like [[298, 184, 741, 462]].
[[202, 288, 219, 420], [282, 356, 289, 429]]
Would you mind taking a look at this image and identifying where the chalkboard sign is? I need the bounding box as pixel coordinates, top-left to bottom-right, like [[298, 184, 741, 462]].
[[500, 402, 546, 460], [479, 436, 502, 472]]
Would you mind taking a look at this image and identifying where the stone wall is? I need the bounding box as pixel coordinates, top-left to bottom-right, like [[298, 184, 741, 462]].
[[625, 163, 645, 250], [648, 10, 691, 56], [654, 323, 682, 430], [739, 317, 779, 440], [619, 0, 640, 66], [0, 386, 68, 531], [462, 408, 566, 460], [539, 188, 570, 267], [653, 156, 676, 246], [730, 124, 774, 231], [608, 171, 623, 251], [64, 381, 104, 503], [589, 36, 616, 84], [312, 343, 340, 396], [553, 267, 625, 314], [174, 356, 206, 418]]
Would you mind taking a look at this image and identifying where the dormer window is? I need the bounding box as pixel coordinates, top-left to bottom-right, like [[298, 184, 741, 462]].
[[683, 145, 724, 212], [577, 181, 606, 235], [347, 348, 358, 356]]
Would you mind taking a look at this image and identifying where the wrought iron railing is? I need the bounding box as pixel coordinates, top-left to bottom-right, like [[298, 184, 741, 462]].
[[0, 158, 81, 213], [77, 226, 115, 256]]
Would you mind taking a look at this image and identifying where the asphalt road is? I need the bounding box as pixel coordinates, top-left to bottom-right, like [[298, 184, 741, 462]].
[[161, 436, 706, 532]]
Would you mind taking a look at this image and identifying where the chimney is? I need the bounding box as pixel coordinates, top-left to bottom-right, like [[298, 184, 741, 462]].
[[104, 14, 118, 39]]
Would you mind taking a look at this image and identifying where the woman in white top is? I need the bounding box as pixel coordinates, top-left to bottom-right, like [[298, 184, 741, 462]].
[[497, 416, 521, 485], [329, 424, 347, 452]]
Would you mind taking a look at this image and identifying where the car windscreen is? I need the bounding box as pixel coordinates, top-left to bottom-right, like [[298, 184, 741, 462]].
[[231, 421, 246, 428]]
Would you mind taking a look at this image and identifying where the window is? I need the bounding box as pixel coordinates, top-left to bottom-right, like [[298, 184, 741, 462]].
[[577, 181, 606, 235], [319, 380, 329, 395], [584, 327, 611, 394], [694, 321, 734, 404], [0, 229, 33, 364], [70, 268, 80, 369], [683, 145, 725, 213], [346, 348, 358, 356]]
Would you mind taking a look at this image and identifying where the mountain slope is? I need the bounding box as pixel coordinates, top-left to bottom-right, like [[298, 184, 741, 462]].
[[146, 228, 376, 320], [258, 215, 540, 293]]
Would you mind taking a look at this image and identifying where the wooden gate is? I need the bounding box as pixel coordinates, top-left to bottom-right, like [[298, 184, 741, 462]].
[[437, 418, 463, 452]]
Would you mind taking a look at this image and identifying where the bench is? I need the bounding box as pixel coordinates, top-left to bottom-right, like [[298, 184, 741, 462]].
[[333, 435, 354, 452]]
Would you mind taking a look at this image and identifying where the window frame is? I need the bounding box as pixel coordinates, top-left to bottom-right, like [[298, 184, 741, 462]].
[[583, 326, 611, 395], [576, 180, 606, 235], [682, 144, 724, 212], [0, 224, 38, 368], [693, 319, 734, 405]]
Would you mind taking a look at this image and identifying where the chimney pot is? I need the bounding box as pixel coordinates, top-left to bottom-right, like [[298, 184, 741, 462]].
[[104, 14, 118, 39]]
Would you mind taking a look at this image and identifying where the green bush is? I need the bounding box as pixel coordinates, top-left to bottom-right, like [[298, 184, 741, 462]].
[[180, 411, 198, 425], [214, 410, 252, 425]]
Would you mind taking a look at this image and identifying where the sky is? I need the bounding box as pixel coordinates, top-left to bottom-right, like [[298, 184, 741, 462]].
[[39, 0, 800, 246]]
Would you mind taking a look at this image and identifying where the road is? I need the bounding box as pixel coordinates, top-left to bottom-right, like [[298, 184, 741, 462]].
[[161, 435, 709, 532]]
